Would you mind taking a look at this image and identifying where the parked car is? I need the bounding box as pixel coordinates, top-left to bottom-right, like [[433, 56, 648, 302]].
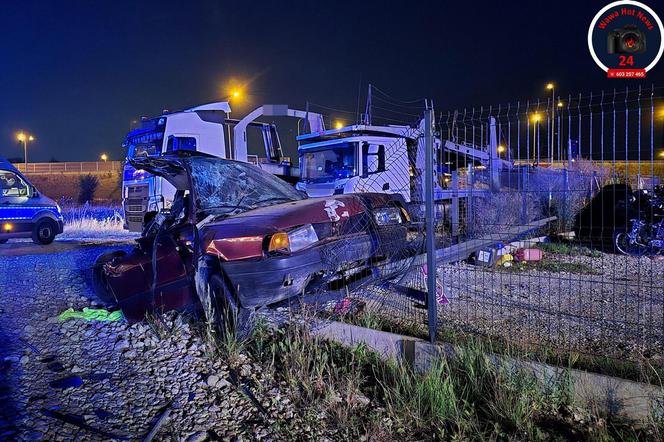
[[0, 157, 64, 245], [573, 183, 663, 251], [93, 152, 415, 330]]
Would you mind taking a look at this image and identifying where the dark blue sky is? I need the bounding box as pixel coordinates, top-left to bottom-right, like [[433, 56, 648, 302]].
[[0, 0, 661, 162]]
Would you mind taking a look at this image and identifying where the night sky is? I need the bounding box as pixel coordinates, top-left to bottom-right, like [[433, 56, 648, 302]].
[[1, 0, 662, 162]]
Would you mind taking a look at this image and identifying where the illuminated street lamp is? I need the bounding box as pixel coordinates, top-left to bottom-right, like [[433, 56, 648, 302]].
[[222, 86, 245, 147], [100, 153, 108, 162], [497, 144, 506, 155], [16, 131, 35, 170], [334, 120, 344, 130]]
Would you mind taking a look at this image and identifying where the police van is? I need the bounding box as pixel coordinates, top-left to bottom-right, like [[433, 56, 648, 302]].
[[0, 157, 64, 245]]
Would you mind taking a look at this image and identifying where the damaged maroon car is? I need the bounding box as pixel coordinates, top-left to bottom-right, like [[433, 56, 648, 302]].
[[94, 152, 415, 330]]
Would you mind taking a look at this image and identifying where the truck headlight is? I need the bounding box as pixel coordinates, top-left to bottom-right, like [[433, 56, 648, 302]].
[[268, 224, 319, 254], [373, 207, 403, 226]]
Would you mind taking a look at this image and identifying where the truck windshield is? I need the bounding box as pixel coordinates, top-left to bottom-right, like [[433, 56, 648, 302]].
[[188, 157, 305, 215], [125, 120, 167, 159], [126, 134, 164, 158], [300, 142, 357, 183]]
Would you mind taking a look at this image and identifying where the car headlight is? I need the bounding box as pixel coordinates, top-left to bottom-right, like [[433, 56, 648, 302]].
[[373, 207, 404, 226], [268, 224, 319, 253]]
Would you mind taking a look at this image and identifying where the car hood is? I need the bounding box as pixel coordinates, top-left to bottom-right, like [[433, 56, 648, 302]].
[[202, 194, 368, 238], [200, 192, 399, 260]]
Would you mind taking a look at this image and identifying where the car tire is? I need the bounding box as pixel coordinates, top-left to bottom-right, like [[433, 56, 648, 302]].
[[209, 273, 252, 340], [92, 250, 127, 305], [32, 219, 57, 245]]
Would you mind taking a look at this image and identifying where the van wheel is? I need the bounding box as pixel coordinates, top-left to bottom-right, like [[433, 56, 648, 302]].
[[92, 251, 127, 305], [209, 274, 252, 340], [32, 219, 57, 245]]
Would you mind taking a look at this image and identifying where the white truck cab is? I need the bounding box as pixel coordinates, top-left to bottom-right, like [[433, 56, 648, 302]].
[[296, 124, 432, 203], [122, 103, 234, 231], [122, 102, 316, 231]]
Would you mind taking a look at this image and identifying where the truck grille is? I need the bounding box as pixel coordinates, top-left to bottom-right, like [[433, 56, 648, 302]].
[[125, 196, 147, 214]]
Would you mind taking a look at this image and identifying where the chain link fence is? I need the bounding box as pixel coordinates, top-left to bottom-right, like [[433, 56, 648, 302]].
[[321, 85, 664, 375]]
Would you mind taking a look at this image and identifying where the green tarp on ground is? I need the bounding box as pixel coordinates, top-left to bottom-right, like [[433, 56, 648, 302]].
[[57, 307, 123, 322]]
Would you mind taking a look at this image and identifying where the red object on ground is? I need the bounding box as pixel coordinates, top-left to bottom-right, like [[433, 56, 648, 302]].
[[514, 248, 543, 262]]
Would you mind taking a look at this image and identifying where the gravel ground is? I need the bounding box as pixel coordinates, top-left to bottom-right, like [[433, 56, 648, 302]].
[[438, 251, 664, 360], [361, 249, 664, 362], [0, 240, 298, 441], [2, 237, 661, 439]]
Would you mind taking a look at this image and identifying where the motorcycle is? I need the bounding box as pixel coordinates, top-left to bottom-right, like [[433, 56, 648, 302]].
[[614, 218, 664, 256], [614, 190, 664, 256]]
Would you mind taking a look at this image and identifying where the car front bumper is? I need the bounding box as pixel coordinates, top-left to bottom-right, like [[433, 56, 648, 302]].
[[220, 230, 404, 309]]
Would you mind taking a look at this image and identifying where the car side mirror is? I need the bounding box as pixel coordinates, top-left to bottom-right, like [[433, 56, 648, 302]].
[[31, 186, 39, 198]]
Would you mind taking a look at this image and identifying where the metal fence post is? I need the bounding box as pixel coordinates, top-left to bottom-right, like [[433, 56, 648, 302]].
[[424, 108, 437, 343], [521, 167, 528, 224], [451, 170, 459, 237]]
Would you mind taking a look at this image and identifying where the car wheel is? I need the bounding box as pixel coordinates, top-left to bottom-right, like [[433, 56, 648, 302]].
[[32, 219, 57, 245], [92, 250, 127, 305], [209, 273, 252, 339]]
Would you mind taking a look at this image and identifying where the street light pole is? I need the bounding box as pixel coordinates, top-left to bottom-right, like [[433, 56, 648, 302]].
[[546, 83, 555, 163], [533, 121, 537, 164], [16, 132, 35, 171]]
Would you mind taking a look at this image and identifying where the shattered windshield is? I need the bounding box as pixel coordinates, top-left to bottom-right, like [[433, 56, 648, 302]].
[[188, 157, 305, 215], [300, 142, 357, 183]]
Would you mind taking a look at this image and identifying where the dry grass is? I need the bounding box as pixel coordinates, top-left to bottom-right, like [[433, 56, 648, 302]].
[[200, 313, 664, 441], [58, 202, 136, 241]]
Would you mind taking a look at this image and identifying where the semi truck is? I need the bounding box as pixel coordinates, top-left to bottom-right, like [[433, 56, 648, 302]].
[[121, 102, 323, 231]]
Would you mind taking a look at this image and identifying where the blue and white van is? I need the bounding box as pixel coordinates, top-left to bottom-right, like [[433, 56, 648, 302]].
[[0, 157, 64, 245]]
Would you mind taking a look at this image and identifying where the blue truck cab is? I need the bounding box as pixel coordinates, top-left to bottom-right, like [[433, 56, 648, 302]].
[[0, 157, 64, 245]]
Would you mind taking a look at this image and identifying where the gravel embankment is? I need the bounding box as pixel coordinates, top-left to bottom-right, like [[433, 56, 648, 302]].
[[0, 241, 294, 441]]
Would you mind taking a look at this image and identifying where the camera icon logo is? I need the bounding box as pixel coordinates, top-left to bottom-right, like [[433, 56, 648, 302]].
[[607, 24, 647, 54]]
